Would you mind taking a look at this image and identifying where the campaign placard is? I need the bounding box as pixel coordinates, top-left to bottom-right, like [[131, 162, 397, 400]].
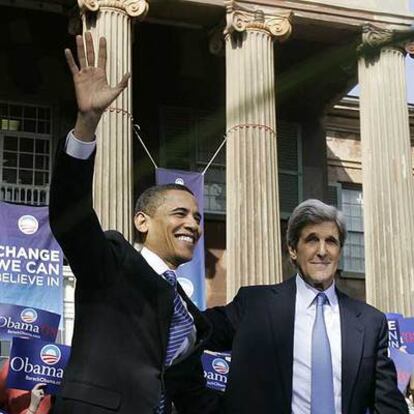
[[0, 202, 64, 319], [399, 317, 414, 354], [202, 350, 231, 392], [385, 313, 404, 349], [156, 169, 206, 309], [7, 338, 71, 395], [0, 303, 60, 341], [389, 348, 414, 393]]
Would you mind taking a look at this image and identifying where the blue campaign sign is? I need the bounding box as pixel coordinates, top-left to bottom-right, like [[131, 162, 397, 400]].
[[156, 168, 206, 309], [202, 350, 231, 392], [389, 348, 414, 393], [7, 337, 71, 395], [0, 303, 60, 341], [399, 318, 414, 354], [0, 202, 64, 319], [385, 313, 404, 349]]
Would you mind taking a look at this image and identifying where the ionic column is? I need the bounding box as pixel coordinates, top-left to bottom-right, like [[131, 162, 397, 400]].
[[358, 24, 414, 315], [224, 0, 292, 299], [78, 0, 148, 241]]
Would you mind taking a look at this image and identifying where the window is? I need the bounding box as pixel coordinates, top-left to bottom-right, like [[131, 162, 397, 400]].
[[0, 102, 52, 205], [341, 187, 365, 276], [160, 107, 302, 216], [159, 106, 225, 215]]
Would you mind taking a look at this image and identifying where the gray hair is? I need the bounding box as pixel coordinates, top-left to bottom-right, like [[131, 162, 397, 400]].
[[286, 199, 347, 249]]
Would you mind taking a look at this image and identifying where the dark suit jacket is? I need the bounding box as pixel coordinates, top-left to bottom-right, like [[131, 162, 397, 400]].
[[49, 144, 216, 414], [204, 277, 407, 414]]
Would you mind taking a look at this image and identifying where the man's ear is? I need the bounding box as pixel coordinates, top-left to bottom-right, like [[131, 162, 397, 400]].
[[288, 245, 297, 260], [134, 211, 149, 235]]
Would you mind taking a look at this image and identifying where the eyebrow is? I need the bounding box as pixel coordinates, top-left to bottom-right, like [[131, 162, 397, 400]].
[[303, 233, 318, 241], [303, 233, 339, 242]]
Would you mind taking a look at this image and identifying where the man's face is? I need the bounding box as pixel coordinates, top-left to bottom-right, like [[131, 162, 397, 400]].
[[134, 189, 202, 269], [288, 221, 341, 291]]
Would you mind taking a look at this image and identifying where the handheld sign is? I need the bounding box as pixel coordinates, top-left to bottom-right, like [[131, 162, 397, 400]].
[[399, 318, 414, 354], [0, 303, 60, 341], [202, 350, 231, 392], [7, 338, 70, 394], [0, 202, 64, 319], [385, 313, 404, 349], [389, 348, 414, 393]]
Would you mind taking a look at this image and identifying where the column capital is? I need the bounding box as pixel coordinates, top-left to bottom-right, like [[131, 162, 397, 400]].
[[224, 0, 292, 42], [359, 24, 406, 57], [78, 0, 148, 18]]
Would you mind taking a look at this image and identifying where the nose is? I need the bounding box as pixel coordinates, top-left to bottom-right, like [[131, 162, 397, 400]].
[[317, 241, 327, 257], [184, 215, 200, 233]]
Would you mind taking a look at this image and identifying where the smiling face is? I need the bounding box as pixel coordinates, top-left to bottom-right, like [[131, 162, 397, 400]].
[[288, 221, 342, 291], [134, 189, 202, 269]]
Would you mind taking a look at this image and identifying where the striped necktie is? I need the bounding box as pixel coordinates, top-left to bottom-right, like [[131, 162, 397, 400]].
[[311, 292, 335, 414], [154, 270, 194, 414]]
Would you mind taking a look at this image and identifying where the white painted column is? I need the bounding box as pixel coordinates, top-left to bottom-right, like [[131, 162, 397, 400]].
[[358, 24, 414, 315], [224, 1, 292, 299], [78, 0, 148, 241]]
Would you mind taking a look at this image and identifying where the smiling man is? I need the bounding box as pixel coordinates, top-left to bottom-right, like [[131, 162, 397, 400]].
[[204, 199, 407, 414], [49, 33, 216, 414]]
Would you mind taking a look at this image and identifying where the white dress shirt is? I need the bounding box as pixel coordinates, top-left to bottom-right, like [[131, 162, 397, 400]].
[[64, 132, 197, 366], [292, 274, 342, 414]]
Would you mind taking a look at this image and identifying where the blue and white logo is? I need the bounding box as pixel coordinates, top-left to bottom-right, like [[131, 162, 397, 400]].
[[40, 344, 61, 365], [18, 215, 38, 235], [212, 358, 229, 375], [175, 178, 184, 185], [20, 308, 38, 324]]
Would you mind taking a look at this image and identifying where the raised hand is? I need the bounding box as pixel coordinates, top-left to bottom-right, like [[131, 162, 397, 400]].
[[65, 32, 130, 141]]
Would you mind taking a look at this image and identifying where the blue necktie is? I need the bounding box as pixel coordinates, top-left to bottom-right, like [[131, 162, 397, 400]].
[[311, 292, 335, 414], [155, 270, 194, 414]]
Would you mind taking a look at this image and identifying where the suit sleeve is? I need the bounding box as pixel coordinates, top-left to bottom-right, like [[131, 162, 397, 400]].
[[374, 314, 408, 414], [49, 138, 120, 290], [203, 288, 246, 352]]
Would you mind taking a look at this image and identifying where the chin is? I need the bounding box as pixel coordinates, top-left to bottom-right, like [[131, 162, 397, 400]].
[[176, 253, 194, 265]]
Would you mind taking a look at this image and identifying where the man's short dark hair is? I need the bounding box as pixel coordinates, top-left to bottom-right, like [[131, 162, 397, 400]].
[[134, 184, 194, 216]]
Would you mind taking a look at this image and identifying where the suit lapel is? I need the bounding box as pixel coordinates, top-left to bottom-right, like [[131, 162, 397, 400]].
[[338, 290, 364, 414], [123, 244, 174, 353], [268, 277, 296, 408]]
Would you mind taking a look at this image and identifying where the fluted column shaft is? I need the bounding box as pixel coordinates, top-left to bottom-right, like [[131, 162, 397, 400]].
[[358, 25, 414, 315], [224, 1, 292, 300], [78, 0, 148, 241]]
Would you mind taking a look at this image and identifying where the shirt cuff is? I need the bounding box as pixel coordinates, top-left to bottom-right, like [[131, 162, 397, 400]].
[[65, 130, 96, 160]]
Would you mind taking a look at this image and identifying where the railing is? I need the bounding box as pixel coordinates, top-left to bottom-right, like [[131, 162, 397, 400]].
[[0, 183, 49, 206]]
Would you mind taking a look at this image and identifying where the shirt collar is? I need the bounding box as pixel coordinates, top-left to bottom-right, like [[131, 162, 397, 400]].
[[295, 273, 338, 308], [140, 246, 172, 275]]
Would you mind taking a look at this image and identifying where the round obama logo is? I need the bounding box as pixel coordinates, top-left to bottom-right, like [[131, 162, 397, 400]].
[[40, 344, 61, 365], [175, 178, 184, 185], [20, 308, 38, 323], [177, 277, 194, 298], [212, 358, 229, 375], [18, 215, 39, 235]]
